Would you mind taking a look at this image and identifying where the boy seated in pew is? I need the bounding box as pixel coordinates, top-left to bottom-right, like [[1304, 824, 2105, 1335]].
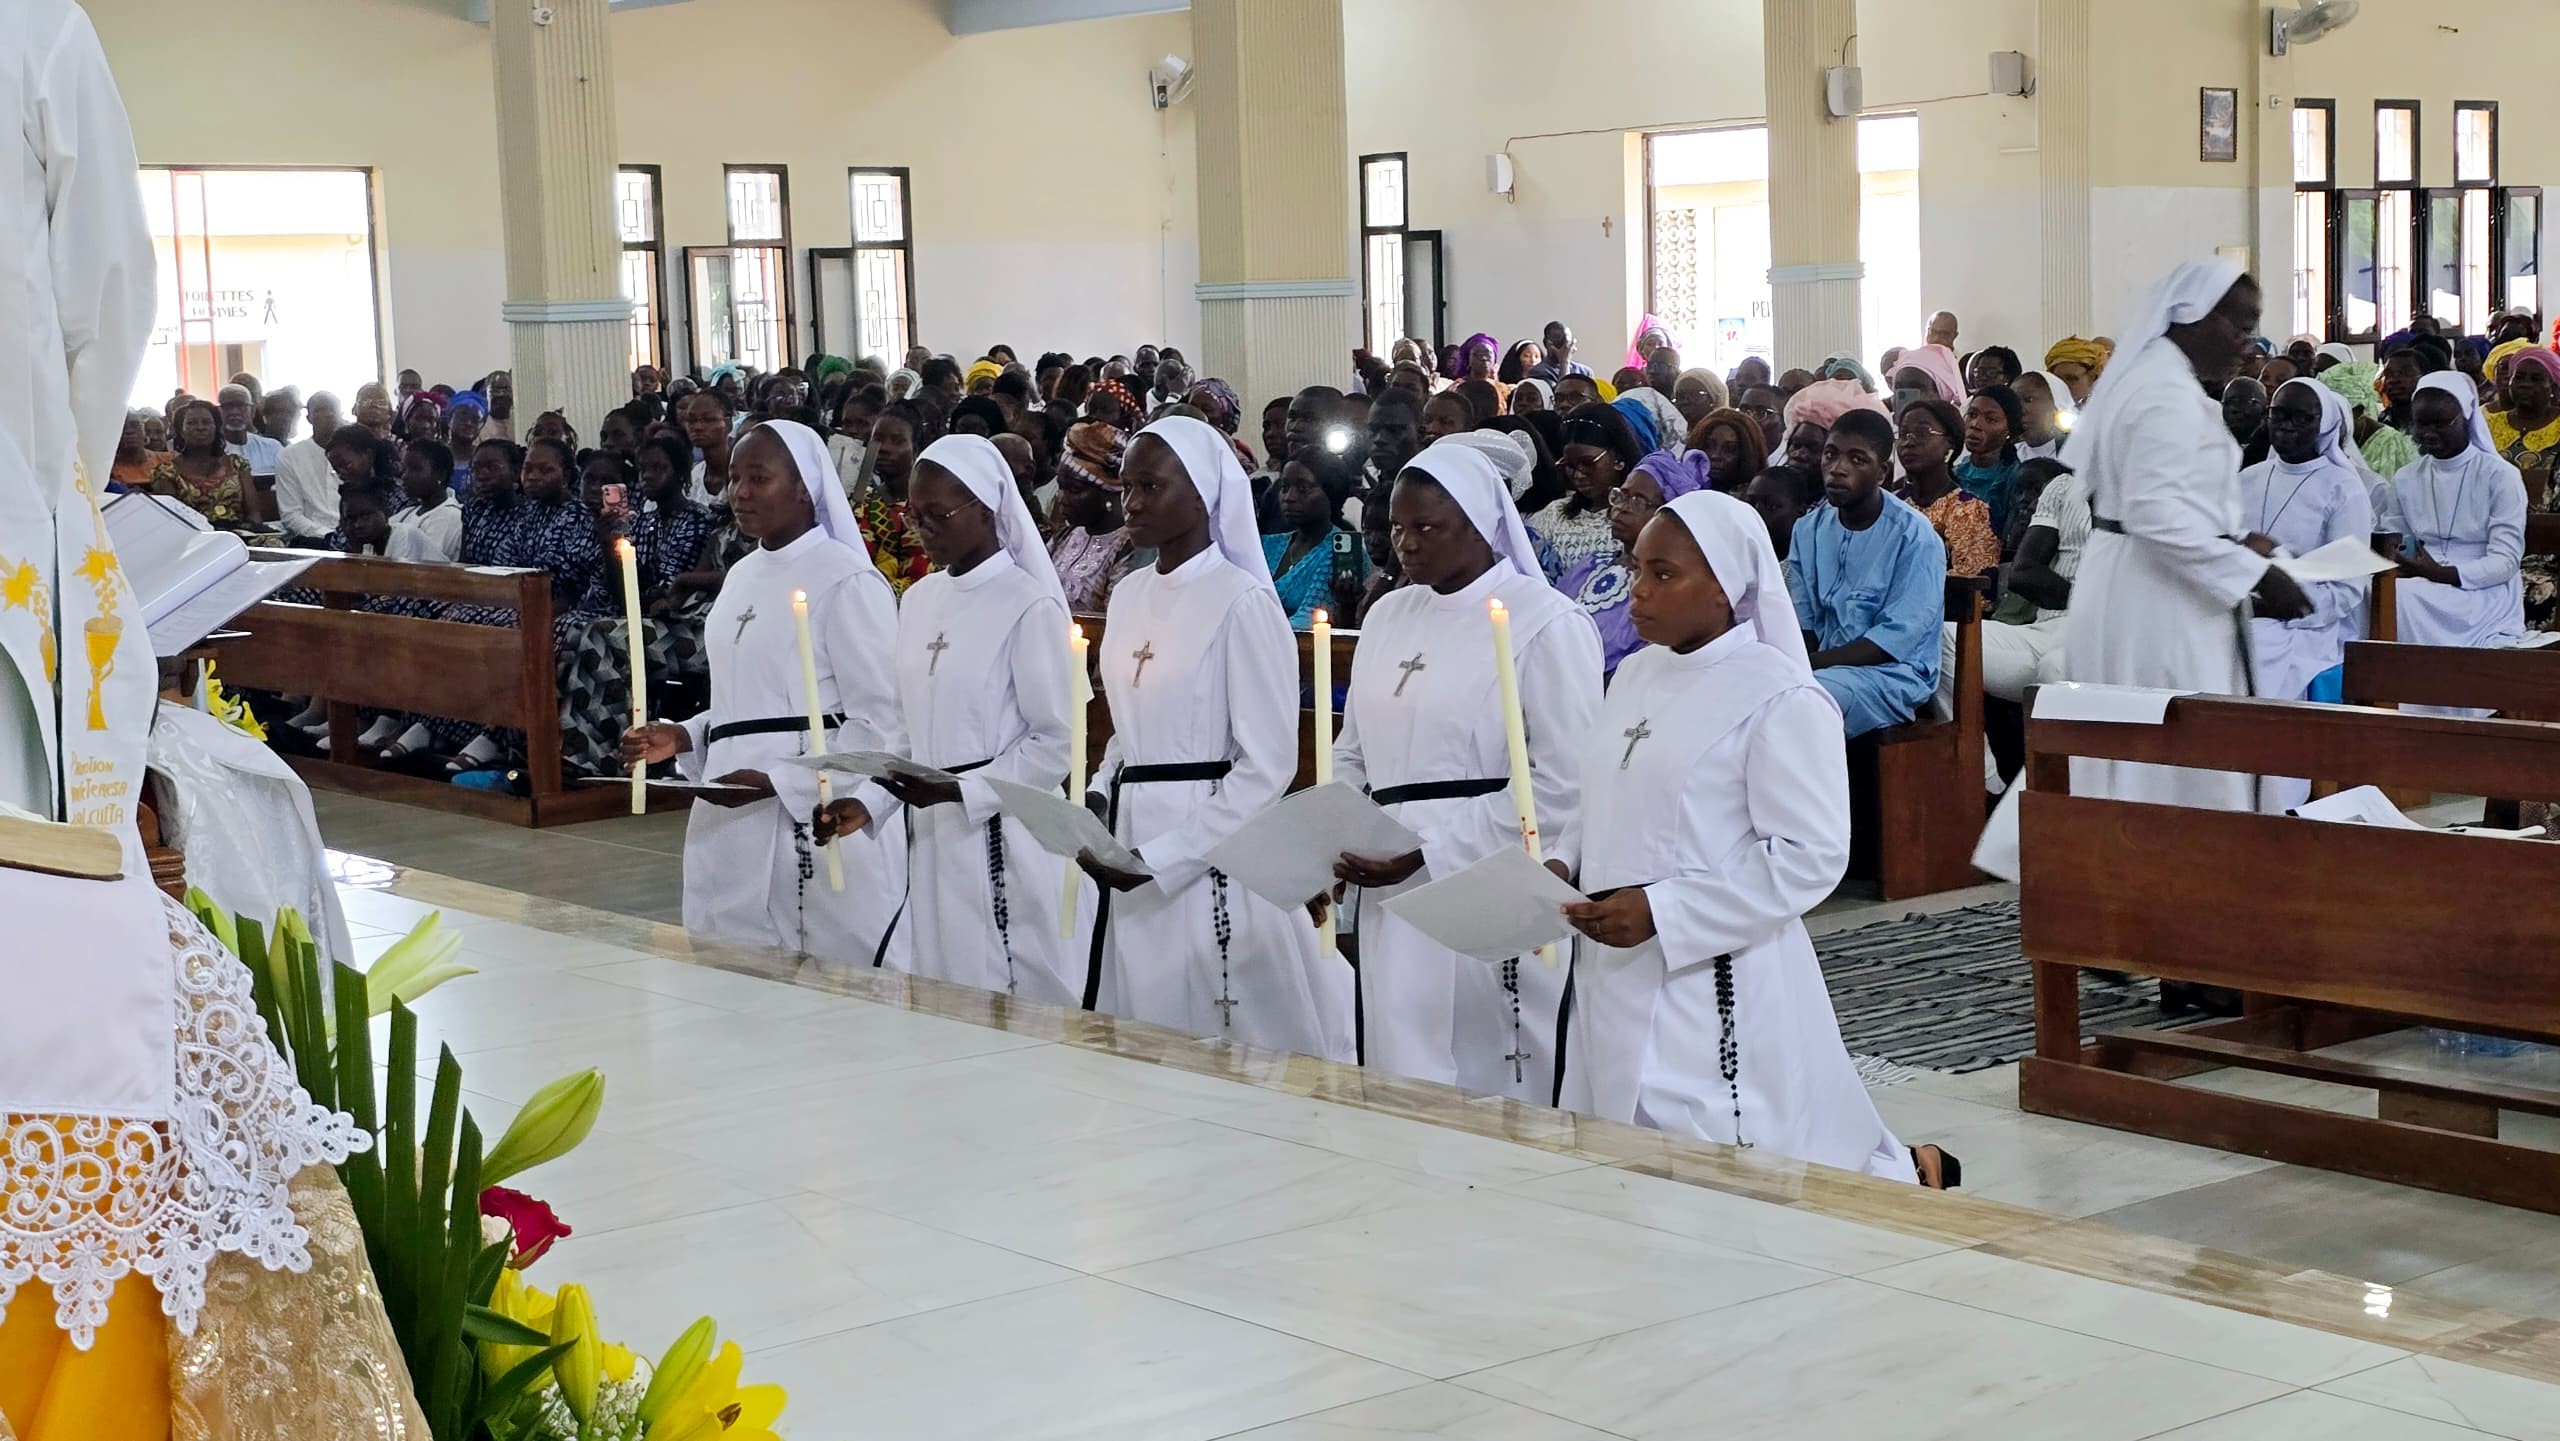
[[1783, 408, 1947, 736]]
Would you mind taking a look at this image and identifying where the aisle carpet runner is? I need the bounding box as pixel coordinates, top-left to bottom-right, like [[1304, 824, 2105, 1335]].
[[1815, 901, 2193, 1076]]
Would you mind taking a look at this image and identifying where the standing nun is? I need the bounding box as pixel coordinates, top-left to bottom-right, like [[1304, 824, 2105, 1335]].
[[1560, 490, 1955, 1187], [2238, 378, 2375, 811], [621, 419, 908, 966], [1329, 439, 1602, 1100], [1076, 416, 1355, 1059], [2392, 372, 2528, 669], [814, 434, 1088, 1002]]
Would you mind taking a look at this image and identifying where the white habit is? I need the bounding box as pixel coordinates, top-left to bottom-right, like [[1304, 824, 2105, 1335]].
[[1090, 417, 1354, 1059], [679, 423, 907, 967], [2059, 258, 2270, 811], [1561, 492, 1914, 1181], [148, 703, 359, 975], [1334, 441, 1601, 1100], [853, 435, 1090, 1003], [2239, 381, 2376, 703], [2392, 373, 2526, 662]]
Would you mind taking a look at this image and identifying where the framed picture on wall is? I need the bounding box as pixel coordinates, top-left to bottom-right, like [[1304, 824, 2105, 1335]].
[[2200, 87, 2239, 162]]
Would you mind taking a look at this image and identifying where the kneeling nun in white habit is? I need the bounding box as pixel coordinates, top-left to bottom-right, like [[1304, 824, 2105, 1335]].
[[816, 433, 1090, 1003], [1078, 416, 1355, 1060], [1331, 437, 1601, 1100], [622, 419, 908, 966], [1559, 490, 1954, 1187], [2391, 372, 2527, 678]]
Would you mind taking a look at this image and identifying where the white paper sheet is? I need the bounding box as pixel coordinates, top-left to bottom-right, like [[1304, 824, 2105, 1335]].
[[985, 777, 1148, 875], [1381, 843, 1587, 963], [2029, 682, 2195, 725], [1202, 781, 1425, 909], [2508, 631, 2560, 650], [2271, 536, 2396, 583], [779, 751, 961, 787], [2291, 784, 2546, 839], [106, 493, 316, 653]]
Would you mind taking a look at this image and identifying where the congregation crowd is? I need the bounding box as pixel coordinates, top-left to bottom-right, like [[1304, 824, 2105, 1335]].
[[121, 281, 2546, 1190]]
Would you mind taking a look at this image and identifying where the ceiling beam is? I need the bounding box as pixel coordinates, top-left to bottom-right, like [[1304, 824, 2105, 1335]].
[[461, 0, 700, 24], [943, 0, 1188, 36]]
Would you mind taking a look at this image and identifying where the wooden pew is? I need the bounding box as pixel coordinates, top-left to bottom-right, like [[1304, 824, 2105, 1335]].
[[1854, 576, 1987, 900], [2016, 693, 2560, 1213], [222, 552, 633, 828]]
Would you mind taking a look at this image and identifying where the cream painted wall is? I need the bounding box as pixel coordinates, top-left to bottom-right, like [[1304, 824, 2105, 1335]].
[[87, 0, 1194, 392]]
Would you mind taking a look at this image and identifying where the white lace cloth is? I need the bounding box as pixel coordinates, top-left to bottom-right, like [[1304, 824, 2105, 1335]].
[[0, 895, 368, 1350]]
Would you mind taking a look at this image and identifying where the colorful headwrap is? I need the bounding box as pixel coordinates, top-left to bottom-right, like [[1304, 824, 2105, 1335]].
[[1624, 313, 1679, 370], [2044, 336, 2110, 373], [1593, 376, 1620, 403], [813, 354, 855, 383], [1632, 447, 1715, 503], [2487, 337, 2534, 379], [1190, 377, 1242, 428], [965, 358, 1005, 389], [1819, 351, 1876, 390], [1059, 419, 1126, 490], [706, 361, 744, 386], [445, 390, 488, 418], [2508, 345, 2560, 393], [1089, 377, 1142, 420]]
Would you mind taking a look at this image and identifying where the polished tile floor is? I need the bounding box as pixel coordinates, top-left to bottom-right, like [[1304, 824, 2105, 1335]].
[[326, 841, 2560, 1440]]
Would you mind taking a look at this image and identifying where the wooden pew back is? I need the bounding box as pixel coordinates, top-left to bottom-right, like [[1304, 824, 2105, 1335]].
[[223, 553, 624, 826], [2341, 639, 2560, 720], [2020, 695, 2560, 1037]]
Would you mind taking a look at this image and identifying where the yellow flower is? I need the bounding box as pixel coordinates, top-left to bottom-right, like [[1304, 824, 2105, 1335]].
[[603, 1341, 639, 1384], [551, 1282, 603, 1422], [482, 1269, 557, 1384], [645, 1341, 785, 1441]]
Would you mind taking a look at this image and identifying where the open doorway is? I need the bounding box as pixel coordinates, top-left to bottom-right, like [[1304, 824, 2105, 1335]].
[[1645, 116, 1920, 375], [135, 167, 382, 407]]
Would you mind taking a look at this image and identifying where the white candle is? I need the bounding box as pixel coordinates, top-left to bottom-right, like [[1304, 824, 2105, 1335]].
[[1061, 622, 1091, 938], [1488, 598, 1555, 967], [792, 589, 844, 892], [1311, 610, 1336, 959], [617, 538, 647, 815]]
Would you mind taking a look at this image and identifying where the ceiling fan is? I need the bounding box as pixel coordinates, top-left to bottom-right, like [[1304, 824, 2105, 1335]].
[[2269, 0, 2360, 56]]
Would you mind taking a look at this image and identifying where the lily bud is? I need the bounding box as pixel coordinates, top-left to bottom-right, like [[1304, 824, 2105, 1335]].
[[639, 1316, 717, 1424], [481, 1068, 606, 1187], [362, 912, 475, 1016], [551, 1282, 602, 1422]]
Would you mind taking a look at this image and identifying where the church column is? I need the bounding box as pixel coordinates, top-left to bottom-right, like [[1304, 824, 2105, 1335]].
[[1761, 0, 1862, 367], [1189, 0, 1359, 409], [490, 0, 628, 432], [2038, 0, 2095, 339]]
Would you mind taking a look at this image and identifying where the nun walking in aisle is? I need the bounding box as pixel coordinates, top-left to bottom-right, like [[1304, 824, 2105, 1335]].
[[813, 433, 1091, 1003], [1076, 417, 1356, 1060], [1559, 489, 1959, 1188], [1328, 437, 1602, 1101], [620, 419, 908, 968]]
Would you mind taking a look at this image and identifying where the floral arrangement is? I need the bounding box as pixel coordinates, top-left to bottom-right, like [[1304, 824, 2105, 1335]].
[[187, 895, 788, 1440]]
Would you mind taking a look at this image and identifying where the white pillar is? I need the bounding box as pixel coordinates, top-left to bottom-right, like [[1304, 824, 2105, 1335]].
[[2038, 0, 2095, 339], [1762, 0, 1862, 368], [1189, 0, 1359, 408], [491, 0, 629, 431]]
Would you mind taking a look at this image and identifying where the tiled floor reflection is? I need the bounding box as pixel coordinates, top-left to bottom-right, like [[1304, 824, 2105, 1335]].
[[323, 864, 2560, 1439]]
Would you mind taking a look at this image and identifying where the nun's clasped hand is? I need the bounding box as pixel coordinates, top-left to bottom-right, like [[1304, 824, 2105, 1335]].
[[1563, 887, 1655, 948]]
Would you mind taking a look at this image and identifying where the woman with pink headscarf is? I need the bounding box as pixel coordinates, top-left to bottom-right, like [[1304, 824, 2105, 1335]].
[[1626, 314, 1680, 370], [1777, 378, 1891, 471], [1889, 344, 1966, 409]]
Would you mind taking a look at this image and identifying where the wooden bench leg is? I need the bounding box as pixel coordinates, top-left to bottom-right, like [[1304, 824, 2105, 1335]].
[[1875, 734, 1982, 900]]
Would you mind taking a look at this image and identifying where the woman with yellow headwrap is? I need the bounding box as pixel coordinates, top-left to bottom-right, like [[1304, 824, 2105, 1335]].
[[2042, 336, 2110, 405], [964, 358, 1005, 395]]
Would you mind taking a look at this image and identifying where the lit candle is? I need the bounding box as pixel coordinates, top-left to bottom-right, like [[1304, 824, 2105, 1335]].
[[792, 588, 844, 892], [1488, 597, 1554, 967], [1061, 622, 1091, 937], [1311, 610, 1336, 958], [617, 537, 647, 816]]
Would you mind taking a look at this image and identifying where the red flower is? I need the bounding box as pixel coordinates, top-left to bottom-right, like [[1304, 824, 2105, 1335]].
[[481, 1185, 573, 1268]]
